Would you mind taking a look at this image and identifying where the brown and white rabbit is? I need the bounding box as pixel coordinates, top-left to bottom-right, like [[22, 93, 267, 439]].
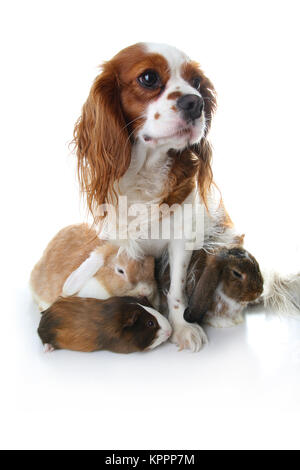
[[38, 296, 172, 354], [157, 245, 263, 328], [30, 224, 157, 311], [183, 247, 264, 327]]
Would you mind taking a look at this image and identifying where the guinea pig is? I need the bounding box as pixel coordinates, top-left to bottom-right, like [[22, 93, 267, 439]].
[[183, 246, 264, 327], [30, 224, 157, 311], [38, 296, 172, 353]]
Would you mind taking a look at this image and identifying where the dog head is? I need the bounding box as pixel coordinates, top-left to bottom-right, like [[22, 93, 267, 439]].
[[74, 43, 217, 215]]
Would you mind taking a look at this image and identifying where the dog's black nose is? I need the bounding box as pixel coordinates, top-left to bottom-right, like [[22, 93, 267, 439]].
[[177, 94, 204, 121]]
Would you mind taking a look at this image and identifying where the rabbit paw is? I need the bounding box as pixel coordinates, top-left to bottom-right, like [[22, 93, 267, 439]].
[[170, 323, 208, 352]]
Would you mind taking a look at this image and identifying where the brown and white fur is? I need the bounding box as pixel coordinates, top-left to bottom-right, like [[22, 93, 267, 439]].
[[30, 224, 157, 311], [38, 296, 172, 354], [72, 42, 300, 351], [184, 247, 264, 328], [156, 242, 264, 328]]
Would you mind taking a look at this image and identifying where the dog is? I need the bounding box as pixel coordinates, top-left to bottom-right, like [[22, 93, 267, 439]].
[[69, 43, 300, 351]]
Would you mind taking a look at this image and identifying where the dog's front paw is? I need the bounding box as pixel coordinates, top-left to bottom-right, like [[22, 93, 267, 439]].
[[170, 323, 208, 352]]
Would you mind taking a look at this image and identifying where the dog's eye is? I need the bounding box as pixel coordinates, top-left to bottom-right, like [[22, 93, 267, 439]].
[[192, 77, 201, 90], [232, 269, 243, 279], [138, 70, 160, 89], [147, 320, 155, 327]]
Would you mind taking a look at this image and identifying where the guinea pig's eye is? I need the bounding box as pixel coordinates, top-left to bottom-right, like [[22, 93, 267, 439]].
[[147, 320, 155, 328], [232, 269, 243, 279], [138, 69, 160, 89], [115, 266, 125, 276], [192, 77, 201, 90]]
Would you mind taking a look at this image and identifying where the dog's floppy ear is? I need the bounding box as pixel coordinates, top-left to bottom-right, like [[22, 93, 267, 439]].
[[73, 62, 131, 221], [194, 139, 214, 207], [63, 249, 104, 296], [191, 70, 217, 207], [184, 254, 224, 323]]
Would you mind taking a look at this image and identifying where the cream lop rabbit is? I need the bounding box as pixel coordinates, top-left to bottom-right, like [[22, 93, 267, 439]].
[[30, 224, 157, 311]]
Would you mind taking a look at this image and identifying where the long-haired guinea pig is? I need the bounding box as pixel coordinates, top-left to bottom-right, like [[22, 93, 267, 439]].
[[183, 247, 264, 327], [30, 224, 157, 311], [38, 296, 172, 353]]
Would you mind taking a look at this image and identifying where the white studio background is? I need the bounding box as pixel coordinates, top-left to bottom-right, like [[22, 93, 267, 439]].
[[1, 0, 300, 450]]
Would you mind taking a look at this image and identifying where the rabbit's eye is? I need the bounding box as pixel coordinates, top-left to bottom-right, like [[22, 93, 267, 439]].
[[116, 267, 125, 276], [147, 320, 154, 327], [232, 269, 243, 279]]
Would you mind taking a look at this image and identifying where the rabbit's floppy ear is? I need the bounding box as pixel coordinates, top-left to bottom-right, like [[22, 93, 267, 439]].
[[63, 249, 104, 296], [184, 254, 225, 323]]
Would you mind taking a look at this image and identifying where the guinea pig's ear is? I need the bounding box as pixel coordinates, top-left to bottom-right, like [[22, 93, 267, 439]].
[[62, 250, 104, 296], [123, 311, 139, 328], [185, 254, 225, 322]]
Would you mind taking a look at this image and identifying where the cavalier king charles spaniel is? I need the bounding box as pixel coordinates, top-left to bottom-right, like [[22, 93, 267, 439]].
[[68, 42, 300, 351], [70, 42, 240, 351]]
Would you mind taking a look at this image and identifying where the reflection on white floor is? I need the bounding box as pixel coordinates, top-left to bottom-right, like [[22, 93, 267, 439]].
[[6, 285, 299, 450], [246, 309, 300, 374]]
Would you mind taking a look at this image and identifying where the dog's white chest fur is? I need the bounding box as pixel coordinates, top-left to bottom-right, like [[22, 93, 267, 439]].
[[119, 142, 172, 205]]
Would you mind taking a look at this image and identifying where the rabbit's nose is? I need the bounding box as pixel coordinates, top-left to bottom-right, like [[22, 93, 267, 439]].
[[140, 290, 149, 296], [184, 307, 194, 323], [138, 283, 152, 297]]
